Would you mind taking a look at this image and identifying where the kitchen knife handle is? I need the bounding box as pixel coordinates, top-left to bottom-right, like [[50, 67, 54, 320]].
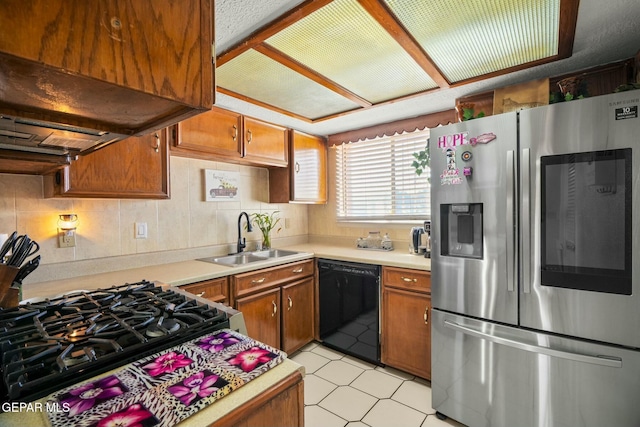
[[522, 148, 531, 294], [506, 150, 515, 292]]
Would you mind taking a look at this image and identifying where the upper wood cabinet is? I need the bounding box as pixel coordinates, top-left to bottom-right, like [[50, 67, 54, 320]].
[[44, 129, 170, 199], [0, 0, 213, 137], [171, 107, 288, 167], [269, 130, 327, 204], [242, 117, 288, 167], [171, 107, 243, 161]]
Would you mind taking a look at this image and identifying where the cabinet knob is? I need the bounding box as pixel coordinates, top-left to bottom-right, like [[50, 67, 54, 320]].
[[294, 162, 300, 173], [247, 130, 252, 144], [401, 276, 417, 283], [287, 296, 293, 311], [424, 306, 429, 325], [232, 125, 238, 141], [196, 291, 205, 297], [153, 133, 160, 153], [292, 268, 304, 273], [252, 277, 266, 284], [272, 301, 277, 316]]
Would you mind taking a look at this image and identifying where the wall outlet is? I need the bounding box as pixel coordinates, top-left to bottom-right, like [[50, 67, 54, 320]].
[[284, 218, 291, 229], [135, 222, 148, 239], [59, 232, 76, 248]]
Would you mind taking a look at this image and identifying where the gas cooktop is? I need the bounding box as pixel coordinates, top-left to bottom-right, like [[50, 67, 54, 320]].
[[0, 281, 234, 404]]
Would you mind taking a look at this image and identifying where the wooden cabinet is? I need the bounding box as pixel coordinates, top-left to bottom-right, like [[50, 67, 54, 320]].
[[281, 277, 315, 353], [232, 260, 315, 352], [236, 287, 282, 350], [0, 0, 213, 138], [381, 266, 431, 379], [43, 129, 170, 199], [242, 117, 288, 167], [181, 277, 229, 305], [211, 369, 304, 427], [171, 108, 288, 167], [270, 130, 327, 204], [171, 107, 243, 161]]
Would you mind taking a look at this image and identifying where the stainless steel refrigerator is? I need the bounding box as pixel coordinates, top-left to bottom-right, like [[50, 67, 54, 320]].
[[430, 91, 640, 427]]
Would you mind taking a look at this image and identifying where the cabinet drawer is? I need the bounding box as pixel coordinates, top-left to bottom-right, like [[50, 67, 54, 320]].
[[234, 260, 314, 299], [382, 266, 430, 293], [181, 277, 229, 304]]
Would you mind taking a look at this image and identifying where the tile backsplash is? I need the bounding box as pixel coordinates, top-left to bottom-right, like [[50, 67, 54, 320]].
[[0, 156, 308, 283]]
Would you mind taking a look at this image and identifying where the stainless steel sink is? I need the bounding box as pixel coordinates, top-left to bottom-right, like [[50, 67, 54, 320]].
[[252, 249, 299, 259], [198, 253, 267, 267], [198, 249, 301, 266]]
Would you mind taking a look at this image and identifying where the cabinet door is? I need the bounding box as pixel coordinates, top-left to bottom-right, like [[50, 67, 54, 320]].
[[235, 288, 281, 349], [0, 0, 213, 136], [44, 129, 170, 199], [281, 277, 314, 354], [172, 107, 243, 160], [381, 287, 431, 379], [269, 130, 327, 204], [243, 117, 288, 167], [181, 277, 229, 305]]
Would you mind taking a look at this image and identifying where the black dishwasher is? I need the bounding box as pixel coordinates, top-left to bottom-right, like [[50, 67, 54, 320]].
[[318, 259, 381, 364]]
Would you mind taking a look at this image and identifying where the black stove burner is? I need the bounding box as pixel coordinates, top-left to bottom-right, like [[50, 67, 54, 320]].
[[0, 281, 230, 404]]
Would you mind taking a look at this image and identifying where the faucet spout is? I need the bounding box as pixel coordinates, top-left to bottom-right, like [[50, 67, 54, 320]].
[[237, 212, 253, 253]]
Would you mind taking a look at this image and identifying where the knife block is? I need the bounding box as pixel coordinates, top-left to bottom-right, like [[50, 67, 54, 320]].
[[0, 264, 20, 308]]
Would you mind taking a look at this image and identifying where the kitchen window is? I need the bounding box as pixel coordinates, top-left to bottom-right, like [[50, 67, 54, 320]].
[[335, 129, 430, 222]]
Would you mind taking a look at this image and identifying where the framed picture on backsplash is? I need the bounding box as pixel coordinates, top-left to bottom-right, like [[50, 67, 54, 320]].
[[204, 169, 240, 202]]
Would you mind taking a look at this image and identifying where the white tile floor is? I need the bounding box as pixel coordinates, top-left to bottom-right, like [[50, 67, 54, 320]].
[[291, 342, 467, 427]]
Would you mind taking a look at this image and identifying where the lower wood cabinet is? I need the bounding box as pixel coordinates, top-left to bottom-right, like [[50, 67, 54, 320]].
[[180, 277, 229, 305], [381, 266, 431, 379], [211, 369, 304, 427], [235, 287, 282, 350], [232, 260, 315, 353]]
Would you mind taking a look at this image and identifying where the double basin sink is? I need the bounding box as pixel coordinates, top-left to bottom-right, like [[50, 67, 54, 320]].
[[198, 249, 301, 267]]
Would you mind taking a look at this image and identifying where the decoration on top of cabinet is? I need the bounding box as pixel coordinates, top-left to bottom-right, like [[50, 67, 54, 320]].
[[204, 170, 239, 202]]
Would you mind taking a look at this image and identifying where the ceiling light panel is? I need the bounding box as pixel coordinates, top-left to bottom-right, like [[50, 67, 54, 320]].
[[216, 49, 361, 119], [265, 0, 439, 104], [384, 0, 560, 82]]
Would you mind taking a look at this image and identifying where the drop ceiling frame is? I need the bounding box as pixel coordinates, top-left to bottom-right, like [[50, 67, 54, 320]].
[[216, 0, 580, 123]]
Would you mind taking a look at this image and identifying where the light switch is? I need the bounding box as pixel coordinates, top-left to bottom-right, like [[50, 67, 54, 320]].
[[135, 222, 148, 239]]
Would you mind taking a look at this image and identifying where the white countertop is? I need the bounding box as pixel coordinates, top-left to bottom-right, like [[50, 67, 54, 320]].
[[21, 244, 430, 301]]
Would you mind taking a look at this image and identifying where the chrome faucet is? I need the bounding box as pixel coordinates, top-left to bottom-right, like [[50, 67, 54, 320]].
[[237, 212, 253, 253]]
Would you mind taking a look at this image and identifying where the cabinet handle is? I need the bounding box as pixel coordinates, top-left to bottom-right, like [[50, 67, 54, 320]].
[[153, 133, 160, 153], [232, 125, 238, 141], [196, 291, 206, 297], [292, 268, 303, 273], [287, 296, 292, 311], [251, 277, 266, 284], [294, 162, 300, 173], [401, 276, 417, 283], [424, 306, 429, 325], [272, 301, 277, 317], [247, 130, 252, 144]]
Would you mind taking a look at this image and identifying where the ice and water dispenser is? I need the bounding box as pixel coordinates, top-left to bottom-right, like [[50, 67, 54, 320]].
[[440, 203, 483, 259]]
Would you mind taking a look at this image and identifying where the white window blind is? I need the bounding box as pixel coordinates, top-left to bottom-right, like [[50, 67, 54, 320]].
[[335, 130, 430, 221]]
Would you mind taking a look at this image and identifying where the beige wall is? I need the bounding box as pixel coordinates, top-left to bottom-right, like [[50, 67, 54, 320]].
[[0, 156, 308, 283]]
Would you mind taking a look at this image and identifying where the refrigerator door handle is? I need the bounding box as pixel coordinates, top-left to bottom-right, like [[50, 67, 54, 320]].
[[506, 150, 515, 292], [444, 320, 622, 368], [522, 148, 532, 294]]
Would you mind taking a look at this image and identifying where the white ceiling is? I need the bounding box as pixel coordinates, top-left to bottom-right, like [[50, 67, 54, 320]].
[[214, 0, 640, 137]]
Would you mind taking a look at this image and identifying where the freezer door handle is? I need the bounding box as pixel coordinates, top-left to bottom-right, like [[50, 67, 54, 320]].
[[521, 148, 532, 294], [444, 320, 622, 368], [506, 150, 515, 292]]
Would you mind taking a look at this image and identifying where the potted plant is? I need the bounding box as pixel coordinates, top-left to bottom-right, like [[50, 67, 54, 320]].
[[251, 211, 281, 249], [411, 139, 430, 182]]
